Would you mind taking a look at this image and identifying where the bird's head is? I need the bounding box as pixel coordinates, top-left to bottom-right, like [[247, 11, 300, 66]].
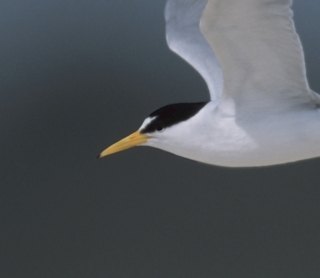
[[98, 102, 207, 158]]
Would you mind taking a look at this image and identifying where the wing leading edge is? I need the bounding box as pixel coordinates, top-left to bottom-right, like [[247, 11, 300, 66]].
[[165, 0, 223, 101]]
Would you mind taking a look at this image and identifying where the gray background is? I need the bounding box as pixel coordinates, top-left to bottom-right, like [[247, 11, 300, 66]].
[[1, 0, 320, 277]]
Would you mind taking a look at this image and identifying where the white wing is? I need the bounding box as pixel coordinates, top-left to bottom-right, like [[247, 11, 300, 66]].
[[200, 0, 320, 110], [165, 0, 223, 101]]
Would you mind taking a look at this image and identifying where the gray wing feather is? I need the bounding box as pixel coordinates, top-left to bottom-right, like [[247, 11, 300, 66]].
[[200, 0, 320, 109], [165, 0, 223, 101]]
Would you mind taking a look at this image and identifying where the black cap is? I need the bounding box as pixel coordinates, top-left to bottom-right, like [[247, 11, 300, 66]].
[[141, 102, 207, 134]]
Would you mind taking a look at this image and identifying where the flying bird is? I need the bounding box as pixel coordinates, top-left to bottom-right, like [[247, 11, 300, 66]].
[[99, 0, 320, 167]]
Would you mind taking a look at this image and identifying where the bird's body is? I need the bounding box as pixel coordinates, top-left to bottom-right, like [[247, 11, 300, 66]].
[[148, 101, 320, 167], [99, 0, 320, 167]]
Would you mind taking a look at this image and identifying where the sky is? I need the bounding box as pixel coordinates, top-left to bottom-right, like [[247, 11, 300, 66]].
[[1, 0, 320, 277]]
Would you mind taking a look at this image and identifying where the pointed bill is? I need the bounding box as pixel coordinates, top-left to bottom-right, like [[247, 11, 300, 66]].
[[98, 131, 148, 158]]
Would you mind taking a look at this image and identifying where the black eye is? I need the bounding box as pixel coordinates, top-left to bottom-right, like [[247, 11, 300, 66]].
[[156, 126, 164, 131]]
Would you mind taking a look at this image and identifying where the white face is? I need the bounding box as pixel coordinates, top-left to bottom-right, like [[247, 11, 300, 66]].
[[138, 114, 198, 149], [138, 116, 168, 146], [138, 116, 157, 132]]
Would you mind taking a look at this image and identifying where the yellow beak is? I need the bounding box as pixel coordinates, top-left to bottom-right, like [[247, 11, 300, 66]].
[[98, 131, 148, 158]]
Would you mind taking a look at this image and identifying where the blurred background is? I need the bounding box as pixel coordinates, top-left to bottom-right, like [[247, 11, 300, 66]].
[[1, 0, 320, 277]]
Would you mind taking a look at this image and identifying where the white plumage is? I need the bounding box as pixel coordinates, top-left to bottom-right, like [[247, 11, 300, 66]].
[[100, 0, 320, 167], [156, 0, 320, 167]]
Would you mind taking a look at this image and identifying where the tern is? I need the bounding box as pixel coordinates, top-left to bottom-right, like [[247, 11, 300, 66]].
[[99, 0, 320, 167]]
